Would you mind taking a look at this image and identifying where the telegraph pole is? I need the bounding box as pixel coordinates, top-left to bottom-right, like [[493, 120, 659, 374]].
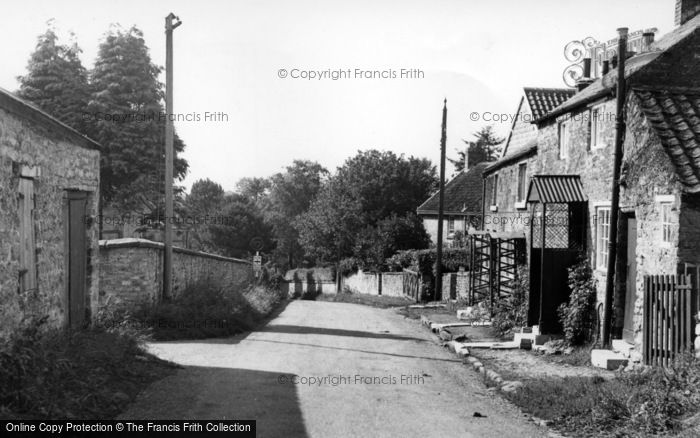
[[164, 13, 181, 299], [435, 99, 447, 301], [602, 27, 628, 347]]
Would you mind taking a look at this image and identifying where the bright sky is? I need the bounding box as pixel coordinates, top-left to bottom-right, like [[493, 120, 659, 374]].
[[1, 0, 675, 192]]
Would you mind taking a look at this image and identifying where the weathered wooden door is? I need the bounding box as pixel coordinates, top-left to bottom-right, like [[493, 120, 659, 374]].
[[66, 191, 88, 328], [623, 217, 638, 343], [18, 178, 37, 293]]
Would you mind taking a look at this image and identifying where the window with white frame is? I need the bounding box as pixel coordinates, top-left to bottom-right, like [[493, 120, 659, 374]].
[[590, 104, 606, 149], [596, 207, 611, 270], [448, 217, 455, 234], [517, 162, 527, 202], [661, 203, 673, 243], [559, 121, 570, 159]]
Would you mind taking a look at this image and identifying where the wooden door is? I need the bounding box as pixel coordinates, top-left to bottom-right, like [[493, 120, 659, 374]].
[[18, 178, 37, 293], [66, 192, 88, 328], [623, 217, 638, 343]]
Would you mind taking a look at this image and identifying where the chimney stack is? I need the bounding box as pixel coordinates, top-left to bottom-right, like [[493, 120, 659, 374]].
[[642, 32, 655, 52], [675, 0, 700, 26], [583, 58, 592, 78]]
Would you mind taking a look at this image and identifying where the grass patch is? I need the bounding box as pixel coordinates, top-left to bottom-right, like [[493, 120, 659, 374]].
[[0, 319, 176, 420], [503, 354, 700, 437], [535, 345, 591, 367], [133, 280, 287, 340], [315, 292, 414, 309]]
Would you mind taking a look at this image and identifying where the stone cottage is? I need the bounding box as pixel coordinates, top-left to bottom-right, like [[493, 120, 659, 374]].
[[0, 88, 100, 337], [528, 6, 700, 354], [417, 162, 487, 245], [482, 87, 575, 234]]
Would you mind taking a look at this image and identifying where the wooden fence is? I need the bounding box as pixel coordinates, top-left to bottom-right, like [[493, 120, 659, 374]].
[[643, 274, 694, 367], [403, 269, 420, 302]]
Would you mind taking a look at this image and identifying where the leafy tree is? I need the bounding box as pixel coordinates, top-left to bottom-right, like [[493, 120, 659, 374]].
[[17, 25, 90, 133], [185, 179, 225, 250], [296, 150, 437, 265], [450, 125, 504, 172], [266, 161, 328, 268], [88, 25, 188, 212], [235, 177, 270, 204], [208, 197, 274, 259], [353, 213, 431, 269]]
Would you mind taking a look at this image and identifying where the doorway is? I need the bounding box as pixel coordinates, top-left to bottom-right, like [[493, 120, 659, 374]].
[[66, 191, 88, 328]]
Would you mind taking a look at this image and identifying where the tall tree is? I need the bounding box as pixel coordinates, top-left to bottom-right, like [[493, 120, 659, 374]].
[[185, 178, 225, 251], [88, 25, 188, 212], [449, 125, 504, 172], [267, 160, 328, 268], [208, 197, 274, 259], [235, 177, 270, 205], [17, 25, 90, 133], [296, 150, 437, 264]]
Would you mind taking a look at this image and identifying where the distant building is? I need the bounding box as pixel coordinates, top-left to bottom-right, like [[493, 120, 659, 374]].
[[417, 162, 488, 245], [0, 88, 101, 336]]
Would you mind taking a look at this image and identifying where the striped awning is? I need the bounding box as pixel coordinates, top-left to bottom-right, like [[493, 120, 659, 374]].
[[527, 175, 587, 204]]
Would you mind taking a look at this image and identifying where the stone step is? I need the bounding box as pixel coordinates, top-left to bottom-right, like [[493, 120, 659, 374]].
[[591, 349, 629, 370], [611, 339, 635, 358]]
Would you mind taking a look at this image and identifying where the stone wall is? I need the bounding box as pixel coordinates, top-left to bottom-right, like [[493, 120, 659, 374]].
[[341, 270, 406, 297], [0, 103, 100, 338], [535, 94, 685, 348], [99, 238, 253, 309], [483, 153, 538, 235], [441, 272, 470, 301]]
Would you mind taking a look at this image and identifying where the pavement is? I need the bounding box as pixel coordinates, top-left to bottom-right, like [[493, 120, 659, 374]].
[[120, 300, 547, 438]]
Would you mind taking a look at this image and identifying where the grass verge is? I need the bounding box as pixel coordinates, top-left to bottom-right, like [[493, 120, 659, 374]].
[[502, 354, 700, 437], [0, 320, 176, 420], [133, 280, 288, 340]]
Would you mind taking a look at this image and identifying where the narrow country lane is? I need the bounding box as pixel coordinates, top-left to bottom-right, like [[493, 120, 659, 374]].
[[120, 301, 547, 438]]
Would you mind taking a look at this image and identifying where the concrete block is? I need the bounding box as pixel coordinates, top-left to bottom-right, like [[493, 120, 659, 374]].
[[612, 339, 635, 358], [695, 324, 700, 336], [591, 349, 629, 370]]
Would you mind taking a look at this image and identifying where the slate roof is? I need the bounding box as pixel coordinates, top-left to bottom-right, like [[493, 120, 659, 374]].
[[484, 139, 537, 175], [417, 162, 488, 215], [537, 14, 700, 124], [523, 88, 576, 120], [635, 88, 700, 192]]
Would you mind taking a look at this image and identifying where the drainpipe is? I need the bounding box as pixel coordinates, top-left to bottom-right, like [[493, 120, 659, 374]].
[[602, 27, 628, 348]]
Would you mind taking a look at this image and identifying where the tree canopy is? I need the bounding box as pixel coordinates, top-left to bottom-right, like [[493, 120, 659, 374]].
[[296, 150, 436, 265], [17, 25, 90, 134], [449, 125, 504, 172]]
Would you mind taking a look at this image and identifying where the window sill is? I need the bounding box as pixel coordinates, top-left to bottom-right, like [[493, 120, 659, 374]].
[[489, 205, 498, 212], [515, 201, 527, 210]]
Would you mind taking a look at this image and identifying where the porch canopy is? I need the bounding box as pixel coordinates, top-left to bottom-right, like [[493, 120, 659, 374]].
[[526, 175, 588, 333]]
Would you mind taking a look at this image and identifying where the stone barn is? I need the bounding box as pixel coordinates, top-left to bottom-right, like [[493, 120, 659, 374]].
[[0, 88, 100, 337]]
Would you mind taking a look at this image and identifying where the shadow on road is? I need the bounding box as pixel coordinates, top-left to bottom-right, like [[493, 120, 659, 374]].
[[259, 324, 427, 341], [120, 366, 309, 438], [245, 338, 463, 364]]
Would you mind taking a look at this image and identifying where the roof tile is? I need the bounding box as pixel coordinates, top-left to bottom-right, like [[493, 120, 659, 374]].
[[635, 88, 700, 192]]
